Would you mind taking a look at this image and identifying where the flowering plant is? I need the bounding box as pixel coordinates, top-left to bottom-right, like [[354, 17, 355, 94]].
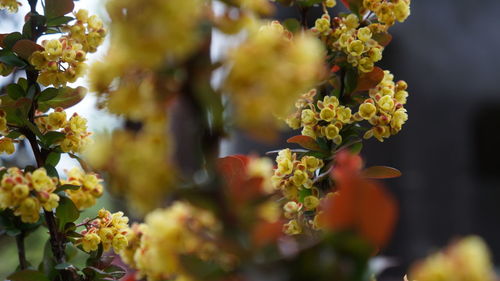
[[1, 0, 494, 281]]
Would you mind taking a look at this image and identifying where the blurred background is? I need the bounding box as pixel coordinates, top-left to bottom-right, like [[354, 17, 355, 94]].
[[226, 0, 500, 279], [2, 0, 500, 280]]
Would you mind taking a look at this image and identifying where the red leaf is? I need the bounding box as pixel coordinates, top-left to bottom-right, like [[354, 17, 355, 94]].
[[217, 156, 246, 188], [0, 34, 7, 48], [12, 39, 43, 60], [340, 0, 364, 13], [361, 166, 402, 179], [355, 67, 384, 92], [287, 135, 324, 152], [321, 177, 398, 248]]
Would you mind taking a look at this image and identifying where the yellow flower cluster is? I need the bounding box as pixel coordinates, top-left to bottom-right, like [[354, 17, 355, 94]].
[[271, 149, 325, 235], [30, 10, 105, 87], [354, 70, 409, 142], [121, 202, 227, 281], [408, 236, 496, 281], [0, 168, 59, 223], [89, 68, 165, 121], [118, 223, 145, 269], [287, 91, 354, 144], [363, 0, 411, 27], [84, 118, 175, 214], [330, 14, 384, 73], [60, 167, 103, 210], [0, 0, 19, 12], [65, 9, 107, 53], [35, 109, 91, 153], [224, 21, 324, 136], [79, 208, 129, 253], [105, 0, 204, 67]]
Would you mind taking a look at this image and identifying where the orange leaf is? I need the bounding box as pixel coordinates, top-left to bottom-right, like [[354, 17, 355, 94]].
[[287, 135, 324, 152], [252, 220, 284, 248], [355, 67, 384, 92], [321, 177, 398, 248], [372, 32, 393, 47], [217, 156, 263, 204], [361, 166, 402, 179], [12, 40, 43, 60]]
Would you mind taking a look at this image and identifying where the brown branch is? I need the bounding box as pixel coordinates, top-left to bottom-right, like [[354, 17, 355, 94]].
[[15, 231, 28, 270]]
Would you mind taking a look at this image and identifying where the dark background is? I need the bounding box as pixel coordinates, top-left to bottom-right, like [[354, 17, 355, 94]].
[[227, 0, 500, 279]]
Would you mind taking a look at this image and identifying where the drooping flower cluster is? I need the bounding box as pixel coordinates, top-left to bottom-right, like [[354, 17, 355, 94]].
[[35, 108, 92, 153], [407, 236, 496, 281], [78, 208, 129, 253], [29, 9, 105, 87], [84, 119, 176, 214], [363, 0, 411, 27], [0, 168, 59, 223], [105, 0, 204, 67], [0, 0, 19, 13], [286, 90, 354, 144], [271, 149, 325, 234], [355, 70, 409, 142], [224, 21, 325, 137], [60, 167, 103, 210], [120, 202, 230, 281]]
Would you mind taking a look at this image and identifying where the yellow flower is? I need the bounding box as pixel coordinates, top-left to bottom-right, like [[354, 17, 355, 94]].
[[358, 102, 377, 119], [301, 156, 324, 172], [301, 109, 317, 125], [377, 95, 395, 112], [292, 170, 308, 187], [358, 57, 374, 73], [82, 232, 101, 252], [303, 195, 320, 210], [357, 27, 372, 42], [336, 106, 352, 123], [325, 0, 336, 8], [42, 193, 59, 211], [112, 234, 128, 251], [319, 107, 336, 122], [323, 124, 340, 140], [283, 219, 302, 235], [348, 40, 365, 56], [0, 138, 15, 154]]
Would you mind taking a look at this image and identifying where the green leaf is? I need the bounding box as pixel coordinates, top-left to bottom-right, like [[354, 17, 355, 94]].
[[2, 32, 23, 50], [361, 166, 402, 179], [24, 119, 44, 140], [55, 184, 80, 193], [45, 0, 75, 18], [299, 188, 312, 203], [344, 67, 358, 96], [37, 88, 59, 102], [38, 86, 87, 112], [55, 196, 79, 231], [6, 130, 22, 139], [44, 164, 59, 178], [17, 78, 28, 91], [6, 83, 25, 100], [0, 51, 27, 67], [6, 270, 50, 281], [349, 142, 363, 154], [39, 240, 57, 280], [45, 151, 61, 167], [103, 265, 126, 279], [46, 16, 74, 27], [283, 18, 301, 33], [54, 263, 72, 270], [42, 131, 65, 147]]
